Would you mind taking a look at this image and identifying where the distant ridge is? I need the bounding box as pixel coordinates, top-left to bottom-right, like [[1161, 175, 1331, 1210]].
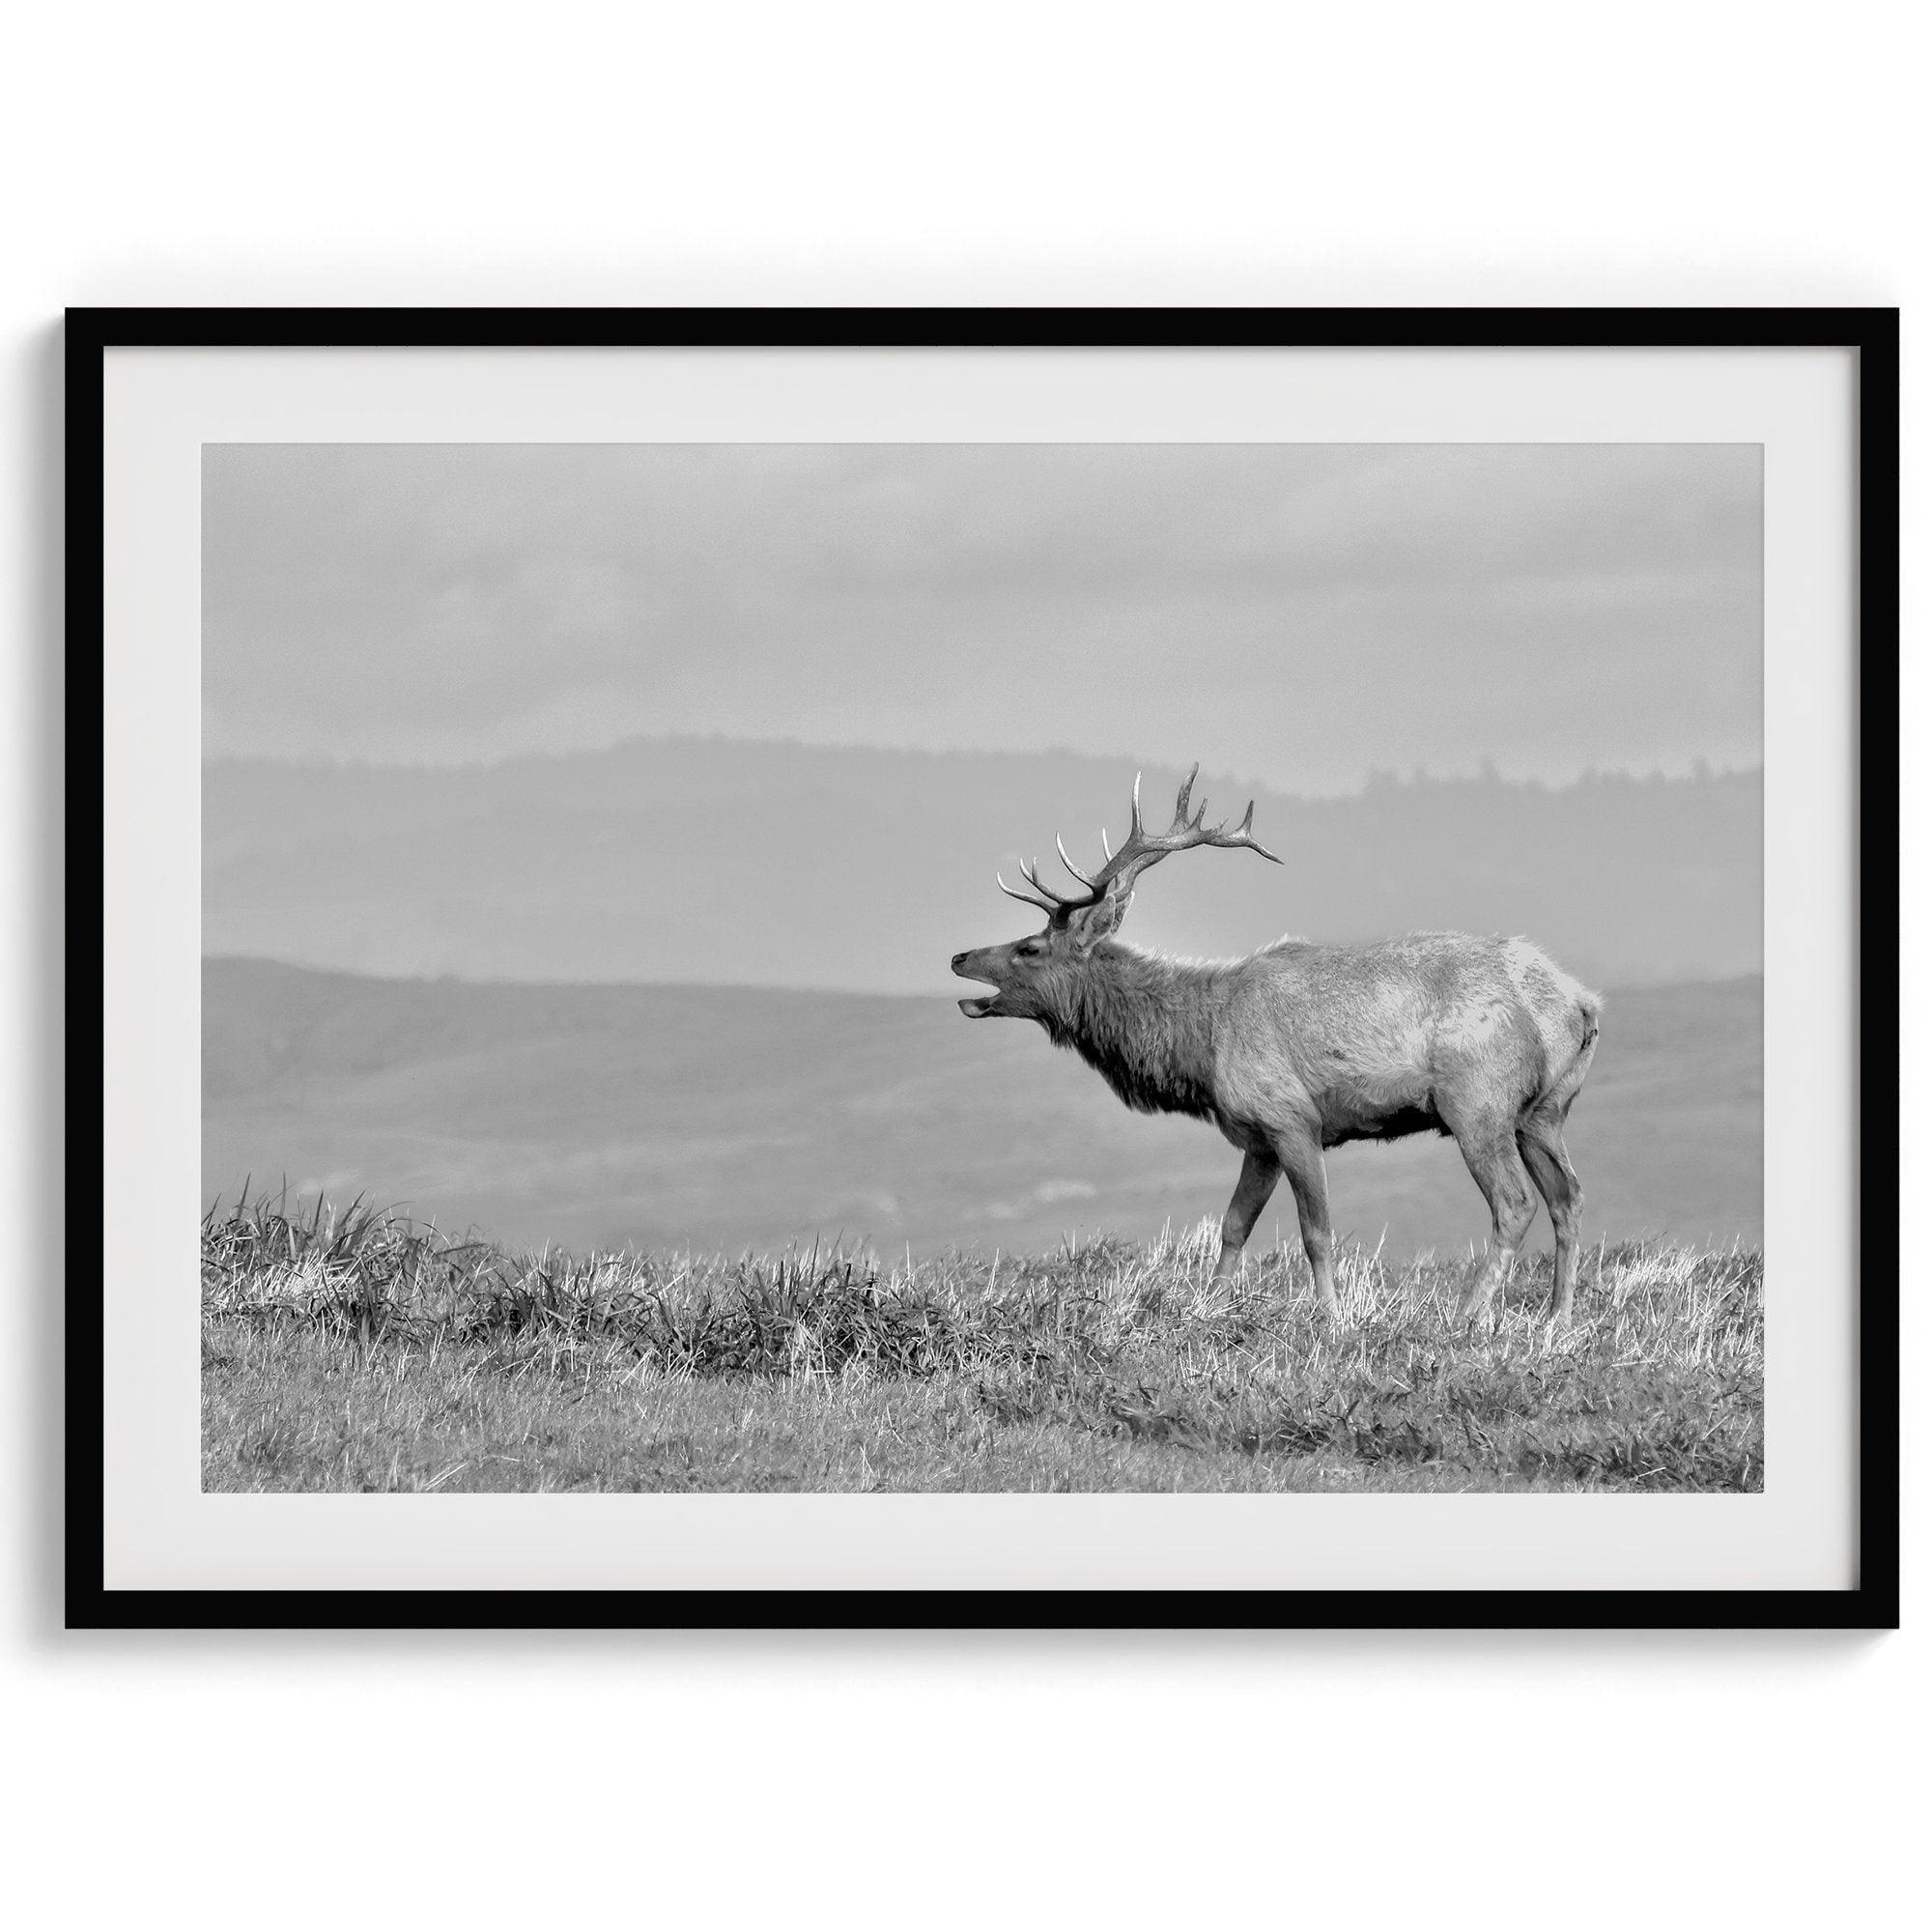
[[205, 737, 1761, 994]]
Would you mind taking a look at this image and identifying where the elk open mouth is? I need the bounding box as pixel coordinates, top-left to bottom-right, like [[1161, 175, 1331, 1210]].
[[952, 952, 1003, 1017]]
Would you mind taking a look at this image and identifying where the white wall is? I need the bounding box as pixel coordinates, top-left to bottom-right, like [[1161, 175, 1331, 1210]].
[[4, 4, 1920, 1926]]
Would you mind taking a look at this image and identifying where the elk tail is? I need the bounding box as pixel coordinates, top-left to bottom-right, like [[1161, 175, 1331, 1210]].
[[1574, 983, 1604, 1048]]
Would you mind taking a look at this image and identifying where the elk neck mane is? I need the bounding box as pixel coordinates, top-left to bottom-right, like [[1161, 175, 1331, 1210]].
[[1035, 940, 1235, 1120]]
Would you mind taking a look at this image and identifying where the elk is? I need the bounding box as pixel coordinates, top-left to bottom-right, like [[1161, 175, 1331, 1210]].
[[951, 767, 1602, 1323]]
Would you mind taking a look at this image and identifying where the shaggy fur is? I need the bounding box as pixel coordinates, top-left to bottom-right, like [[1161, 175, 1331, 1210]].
[[1036, 948, 1227, 1120], [953, 915, 1601, 1323]]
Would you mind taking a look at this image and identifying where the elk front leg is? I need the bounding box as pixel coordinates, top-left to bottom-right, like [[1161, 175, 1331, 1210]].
[[1272, 1133, 1340, 1321], [1213, 1149, 1280, 1280]]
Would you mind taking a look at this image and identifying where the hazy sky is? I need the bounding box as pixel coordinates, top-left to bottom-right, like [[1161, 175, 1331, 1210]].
[[203, 441, 1761, 793]]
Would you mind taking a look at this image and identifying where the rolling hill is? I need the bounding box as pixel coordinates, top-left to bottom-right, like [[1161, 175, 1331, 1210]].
[[204, 958, 1761, 1260]]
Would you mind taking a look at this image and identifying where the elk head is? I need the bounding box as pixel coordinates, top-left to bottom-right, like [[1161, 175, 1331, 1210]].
[[951, 764, 1281, 1018]]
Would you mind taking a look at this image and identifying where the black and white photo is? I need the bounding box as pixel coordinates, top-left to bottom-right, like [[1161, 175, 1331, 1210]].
[[200, 439, 1765, 1495]]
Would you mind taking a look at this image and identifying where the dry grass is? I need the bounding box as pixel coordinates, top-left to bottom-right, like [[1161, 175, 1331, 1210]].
[[202, 1192, 1763, 1493]]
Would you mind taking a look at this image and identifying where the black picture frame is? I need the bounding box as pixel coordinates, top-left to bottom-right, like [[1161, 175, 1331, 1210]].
[[67, 305, 1899, 1632]]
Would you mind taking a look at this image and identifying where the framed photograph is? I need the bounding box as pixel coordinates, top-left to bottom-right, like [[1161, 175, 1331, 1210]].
[[71, 307, 1897, 1628]]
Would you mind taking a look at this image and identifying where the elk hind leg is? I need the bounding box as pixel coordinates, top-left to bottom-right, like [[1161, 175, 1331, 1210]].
[[1213, 1149, 1280, 1281], [1518, 1110, 1584, 1323], [1452, 1123, 1539, 1325]]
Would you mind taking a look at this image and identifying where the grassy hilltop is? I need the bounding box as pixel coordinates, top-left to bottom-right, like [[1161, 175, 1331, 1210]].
[[203, 1195, 1763, 1494]]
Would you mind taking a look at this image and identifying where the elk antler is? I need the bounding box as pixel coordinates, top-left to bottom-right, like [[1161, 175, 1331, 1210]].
[[997, 764, 1281, 917]]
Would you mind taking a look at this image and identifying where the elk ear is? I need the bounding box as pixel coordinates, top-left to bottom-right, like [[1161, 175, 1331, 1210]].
[[1065, 891, 1130, 954]]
